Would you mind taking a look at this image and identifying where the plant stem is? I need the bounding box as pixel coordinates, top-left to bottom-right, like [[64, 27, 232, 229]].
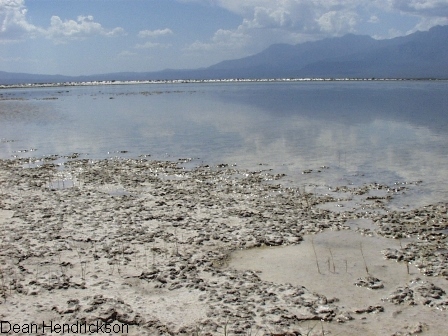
[[360, 242, 369, 275], [311, 237, 321, 274]]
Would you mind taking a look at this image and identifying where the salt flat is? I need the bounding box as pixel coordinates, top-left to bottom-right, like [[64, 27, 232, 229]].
[[0, 156, 446, 335]]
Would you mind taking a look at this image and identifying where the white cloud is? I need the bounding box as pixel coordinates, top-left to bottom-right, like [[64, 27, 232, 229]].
[[198, 1, 448, 34], [388, 28, 404, 38], [187, 28, 249, 52], [138, 28, 173, 38], [243, 6, 293, 29], [377, 0, 448, 34], [409, 15, 448, 33], [45, 15, 125, 42], [0, 0, 125, 43], [186, 2, 364, 47], [117, 50, 138, 58], [185, 1, 366, 58], [213, 0, 365, 31], [185, 0, 448, 60], [384, 0, 448, 16], [0, 0, 41, 42], [135, 41, 172, 49], [135, 29, 174, 52], [368, 15, 379, 23], [316, 10, 359, 34]]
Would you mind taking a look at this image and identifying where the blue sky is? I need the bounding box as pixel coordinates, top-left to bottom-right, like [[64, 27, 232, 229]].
[[1, 0, 448, 76]]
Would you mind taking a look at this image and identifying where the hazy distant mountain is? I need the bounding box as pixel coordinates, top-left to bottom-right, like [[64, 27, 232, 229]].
[[0, 71, 72, 85], [1, 25, 448, 85], [206, 33, 380, 78], [206, 25, 448, 79]]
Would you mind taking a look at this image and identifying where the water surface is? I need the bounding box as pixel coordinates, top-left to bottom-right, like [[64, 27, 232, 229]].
[[1, 81, 447, 207]]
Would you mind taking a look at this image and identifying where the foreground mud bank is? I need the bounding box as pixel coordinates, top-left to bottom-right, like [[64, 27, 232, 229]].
[[0, 156, 447, 335]]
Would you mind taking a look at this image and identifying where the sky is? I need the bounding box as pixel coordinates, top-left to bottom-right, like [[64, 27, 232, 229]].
[[1, 0, 448, 76]]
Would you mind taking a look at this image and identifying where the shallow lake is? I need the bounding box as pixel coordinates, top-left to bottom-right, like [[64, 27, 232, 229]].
[[1, 80, 448, 207]]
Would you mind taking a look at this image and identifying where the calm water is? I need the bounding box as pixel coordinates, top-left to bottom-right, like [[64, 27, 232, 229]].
[[1, 81, 448, 207]]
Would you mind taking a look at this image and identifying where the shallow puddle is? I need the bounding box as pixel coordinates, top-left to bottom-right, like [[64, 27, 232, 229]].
[[229, 225, 448, 335], [230, 228, 412, 309]]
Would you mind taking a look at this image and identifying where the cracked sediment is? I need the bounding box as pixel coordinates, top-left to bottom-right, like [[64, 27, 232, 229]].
[[0, 156, 447, 335]]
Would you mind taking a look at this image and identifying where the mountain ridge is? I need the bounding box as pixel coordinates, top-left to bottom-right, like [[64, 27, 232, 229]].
[[1, 25, 448, 85]]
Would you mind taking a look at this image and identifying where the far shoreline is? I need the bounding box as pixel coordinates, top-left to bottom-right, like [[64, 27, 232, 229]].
[[1, 77, 447, 90]]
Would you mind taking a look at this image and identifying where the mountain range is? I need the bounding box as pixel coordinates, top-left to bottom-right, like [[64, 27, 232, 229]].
[[2, 25, 448, 85]]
